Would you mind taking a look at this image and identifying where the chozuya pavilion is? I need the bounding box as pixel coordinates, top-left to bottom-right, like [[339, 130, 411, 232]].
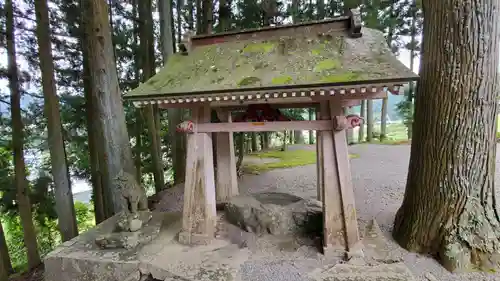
[[123, 9, 418, 257]]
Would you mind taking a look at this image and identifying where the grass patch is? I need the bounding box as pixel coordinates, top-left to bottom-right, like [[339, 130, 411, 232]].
[[242, 149, 360, 175]]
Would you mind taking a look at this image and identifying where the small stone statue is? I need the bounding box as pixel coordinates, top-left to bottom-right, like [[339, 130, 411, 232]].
[[114, 169, 149, 215], [94, 170, 152, 250]]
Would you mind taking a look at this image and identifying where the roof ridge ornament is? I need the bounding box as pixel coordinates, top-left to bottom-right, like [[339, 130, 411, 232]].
[[347, 8, 362, 38]]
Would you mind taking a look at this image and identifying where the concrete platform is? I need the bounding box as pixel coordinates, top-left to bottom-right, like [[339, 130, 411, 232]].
[[44, 212, 415, 281]]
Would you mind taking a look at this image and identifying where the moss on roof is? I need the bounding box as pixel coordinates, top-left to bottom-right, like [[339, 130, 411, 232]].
[[124, 28, 417, 98]]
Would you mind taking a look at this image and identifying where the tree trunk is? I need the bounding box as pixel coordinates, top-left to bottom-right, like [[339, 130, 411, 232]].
[[85, 0, 141, 214], [236, 133, 245, 172], [35, 0, 79, 241], [392, 0, 500, 272], [366, 99, 373, 142], [195, 0, 202, 34], [218, 0, 230, 31], [317, 0, 325, 19], [201, 0, 213, 33], [81, 3, 106, 223], [294, 130, 304, 144], [0, 219, 12, 275], [281, 131, 288, 151], [291, 0, 299, 23], [141, 0, 165, 193], [186, 0, 194, 30], [6, 0, 41, 269], [131, 0, 142, 183], [159, 0, 185, 185], [380, 97, 388, 141], [406, 0, 418, 140], [251, 133, 258, 152], [358, 100, 365, 142], [308, 108, 314, 144]]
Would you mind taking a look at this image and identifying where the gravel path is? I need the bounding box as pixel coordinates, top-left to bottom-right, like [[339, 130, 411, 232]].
[[154, 144, 500, 281]]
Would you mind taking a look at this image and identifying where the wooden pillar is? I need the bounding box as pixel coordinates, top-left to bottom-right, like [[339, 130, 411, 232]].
[[215, 109, 238, 205], [320, 100, 360, 256], [316, 106, 324, 201], [178, 104, 217, 245]]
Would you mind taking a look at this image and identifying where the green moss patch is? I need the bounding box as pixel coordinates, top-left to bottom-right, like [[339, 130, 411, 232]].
[[271, 75, 293, 85], [242, 149, 360, 175], [314, 59, 340, 72]]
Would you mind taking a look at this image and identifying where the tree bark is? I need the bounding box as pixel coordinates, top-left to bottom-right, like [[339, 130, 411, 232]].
[[35, 0, 79, 241], [0, 219, 12, 275], [141, 0, 165, 193], [5, 0, 41, 269], [85, 0, 141, 214], [392, 0, 500, 272], [366, 99, 373, 141], [81, 11, 106, 223]]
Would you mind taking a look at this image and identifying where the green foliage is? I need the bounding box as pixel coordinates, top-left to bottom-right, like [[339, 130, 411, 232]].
[[243, 149, 360, 174], [396, 88, 415, 129], [74, 202, 95, 233]]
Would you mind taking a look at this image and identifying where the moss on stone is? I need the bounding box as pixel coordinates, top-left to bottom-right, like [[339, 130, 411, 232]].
[[272, 75, 293, 85], [313, 59, 341, 72]]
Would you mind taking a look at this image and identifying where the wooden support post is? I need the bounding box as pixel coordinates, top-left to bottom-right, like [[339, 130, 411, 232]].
[[316, 107, 324, 201], [215, 109, 238, 205], [178, 105, 217, 245], [329, 100, 360, 254], [320, 100, 360, 257]]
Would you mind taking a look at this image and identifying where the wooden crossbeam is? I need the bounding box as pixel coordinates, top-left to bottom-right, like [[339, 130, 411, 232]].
[[193, 120, 332, 133]]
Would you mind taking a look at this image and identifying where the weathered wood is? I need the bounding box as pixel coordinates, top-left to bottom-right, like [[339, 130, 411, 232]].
[[189, 120, 333, 133], [214, 109, 238, 204], [316, 107, 324, 201], [179, 105, 217, 245], [328, 100, 360, 252], [319, 101, 345, 255]]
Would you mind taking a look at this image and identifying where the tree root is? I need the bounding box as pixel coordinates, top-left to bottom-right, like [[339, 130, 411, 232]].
[[439, 200, 500, 273]]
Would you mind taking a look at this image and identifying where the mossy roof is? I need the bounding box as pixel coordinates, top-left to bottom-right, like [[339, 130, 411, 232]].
[[124, 28, 418, 99]]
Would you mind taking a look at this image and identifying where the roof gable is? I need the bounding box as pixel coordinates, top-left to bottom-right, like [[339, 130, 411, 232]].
[[125, 15, 417, 101]]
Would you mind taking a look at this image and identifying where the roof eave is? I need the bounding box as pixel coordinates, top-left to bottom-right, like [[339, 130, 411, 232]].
[[123, 76, 419, 101]]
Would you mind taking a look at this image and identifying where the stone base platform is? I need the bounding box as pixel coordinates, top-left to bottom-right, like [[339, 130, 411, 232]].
[[44, 211, 252, 281], [44, 207, 416, 281]]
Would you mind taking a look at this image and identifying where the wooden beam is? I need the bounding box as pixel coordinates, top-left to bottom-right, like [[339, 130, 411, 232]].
[[214, 109, 238, 204], [316, 107, 324, 201], [319, 101, 346, 256], [194, 120, 332, 133], [329, 100, 360, 253], [178, 105, 217, 245]]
